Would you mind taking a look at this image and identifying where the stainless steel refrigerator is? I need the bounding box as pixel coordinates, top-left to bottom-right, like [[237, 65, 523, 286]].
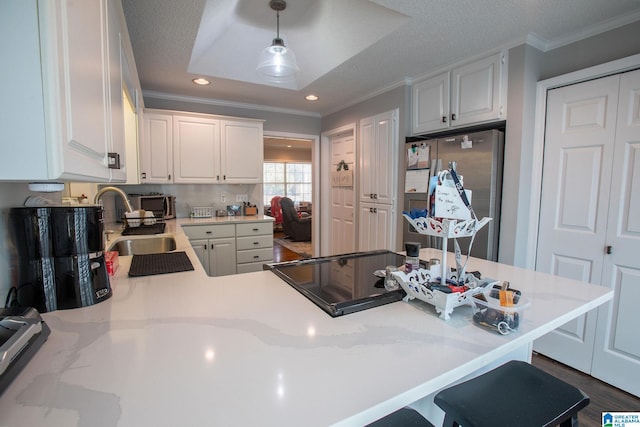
[[403, 129, 504, 261]]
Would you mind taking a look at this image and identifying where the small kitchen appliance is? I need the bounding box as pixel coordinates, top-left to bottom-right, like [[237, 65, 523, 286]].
[[0, 306, 50, 395], [116, 194, 176, 220], [267, 250, 425, 317], [10, 206, 112, 312]]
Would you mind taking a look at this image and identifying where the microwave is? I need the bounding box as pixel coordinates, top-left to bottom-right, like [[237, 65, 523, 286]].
[[116, 194, 176, 220]]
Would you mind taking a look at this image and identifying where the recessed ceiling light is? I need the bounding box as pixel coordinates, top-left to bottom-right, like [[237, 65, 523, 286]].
[[192, 77, 211, 86], [305, 94, 319, 101]]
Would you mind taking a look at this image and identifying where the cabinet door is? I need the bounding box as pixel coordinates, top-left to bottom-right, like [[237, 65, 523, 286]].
[[220, 120, 263, 183], [451, 52, 503, 128], [57, 0, 110, 181], [359, 202, 377, 251], [140, 113, 173, 183], [373, 111, 396, 205], [209, 238, 237, 277], [412, 72, 450, 134], [106, 0, 126, 182], [190, 239, 210, 274], [359, 116, 375, 203], [359, 111, 397, 205], [173, 116, 220, 183]]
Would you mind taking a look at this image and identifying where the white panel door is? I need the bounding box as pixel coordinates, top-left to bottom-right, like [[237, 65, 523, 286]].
[[330, 132, 356, 255], [591, 69, 640, 396], [140, 113, 173, 183], [534, 75, 620, 373], [412, 72, 450, 134], [221, 120, 263, 183], [209, 238, 237, 277], [359, 202, 377, 251], [173, 116, 219, 183], [60, 0, 110, 180], [451, 52, 503, 128], [374, 112, 396, 205], [359, 117, 375, 203], [359, 202, 393, 251]]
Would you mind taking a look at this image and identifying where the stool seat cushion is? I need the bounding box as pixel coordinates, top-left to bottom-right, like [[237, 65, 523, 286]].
[[434, 360, 589, 427], [367, 407, 434, 427]]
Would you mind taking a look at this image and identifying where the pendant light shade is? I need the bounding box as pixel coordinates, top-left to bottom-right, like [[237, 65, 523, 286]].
[[257, 0, 299, 83]]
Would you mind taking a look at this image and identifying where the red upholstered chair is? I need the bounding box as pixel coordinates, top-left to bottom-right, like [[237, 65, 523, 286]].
[[270, 196, 283, 227]]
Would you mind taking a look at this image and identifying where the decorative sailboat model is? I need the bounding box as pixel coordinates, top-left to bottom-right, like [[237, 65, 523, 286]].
[[394, 167, 495, 319]]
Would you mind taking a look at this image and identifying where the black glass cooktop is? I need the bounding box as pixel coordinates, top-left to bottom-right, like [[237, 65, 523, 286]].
[[267, 250, 420, 317]]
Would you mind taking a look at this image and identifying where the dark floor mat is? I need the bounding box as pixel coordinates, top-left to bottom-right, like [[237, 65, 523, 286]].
[[129, 252, 194, 277]]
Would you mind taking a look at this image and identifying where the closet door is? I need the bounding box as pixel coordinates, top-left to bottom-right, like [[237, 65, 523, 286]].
[[591, 69, 640, 397], [533, 75, 620, 373]]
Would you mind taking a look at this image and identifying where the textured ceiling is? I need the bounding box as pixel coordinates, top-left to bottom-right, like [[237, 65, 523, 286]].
[[121, 0, 640, 116]]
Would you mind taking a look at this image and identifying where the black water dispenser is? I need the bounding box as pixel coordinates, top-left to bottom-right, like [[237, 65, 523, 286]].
[[10, 206, 112, 312]]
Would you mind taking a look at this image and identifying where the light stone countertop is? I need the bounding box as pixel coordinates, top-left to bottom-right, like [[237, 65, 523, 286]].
[[0, 220, 613, 427]]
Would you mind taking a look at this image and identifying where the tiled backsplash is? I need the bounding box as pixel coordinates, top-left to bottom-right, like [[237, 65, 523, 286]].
[[104, 184, 263, 220]]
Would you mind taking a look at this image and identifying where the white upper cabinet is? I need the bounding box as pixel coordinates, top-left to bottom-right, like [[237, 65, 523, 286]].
[[412, 52, 507, 134], [173, 115, 221, 184], [220, 120, 264, 183], [140, 109, 264, 184], [140, 112, 173, 183], [106, 0, 126, 182], [0, 0, 133, 182]]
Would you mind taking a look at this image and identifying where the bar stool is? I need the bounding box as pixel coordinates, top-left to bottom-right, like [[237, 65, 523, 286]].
[[434, 360, 589, 427], [367, 407, 434, 427]]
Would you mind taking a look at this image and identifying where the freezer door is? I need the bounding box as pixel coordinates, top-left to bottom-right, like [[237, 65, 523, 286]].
[[435, 130, 503, 261]]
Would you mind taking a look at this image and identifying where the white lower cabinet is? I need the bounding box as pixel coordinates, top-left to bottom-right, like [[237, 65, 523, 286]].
[[184, 221, 273, 276], [183, 224, 236, 277], [236, 222, 273, 273]]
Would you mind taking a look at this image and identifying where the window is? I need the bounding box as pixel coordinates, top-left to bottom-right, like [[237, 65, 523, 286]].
[[263, 162, 312, 205]]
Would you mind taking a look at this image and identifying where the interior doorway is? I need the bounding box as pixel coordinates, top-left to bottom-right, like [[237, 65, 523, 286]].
[[263, 131, 319, 257]]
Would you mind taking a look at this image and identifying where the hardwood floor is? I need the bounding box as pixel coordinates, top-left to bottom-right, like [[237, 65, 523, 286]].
[[532, 353, 640, 426], [272, 230, 305, 262], [271, 231, 640, 422]]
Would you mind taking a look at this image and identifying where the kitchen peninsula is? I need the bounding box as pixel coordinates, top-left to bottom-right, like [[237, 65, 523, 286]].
[[0, 220, 612, 426]]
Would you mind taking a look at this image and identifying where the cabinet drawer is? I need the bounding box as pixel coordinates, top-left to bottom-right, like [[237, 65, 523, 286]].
[[236, 248, 273, 264], [236, 235, 273, 250], [236, 262, 270, 274], [182, 224, 235, 240], [236, 222, 272, 237]]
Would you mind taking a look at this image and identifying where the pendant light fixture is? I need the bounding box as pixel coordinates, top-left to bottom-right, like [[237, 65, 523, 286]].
[[257, 0, 299, 83]]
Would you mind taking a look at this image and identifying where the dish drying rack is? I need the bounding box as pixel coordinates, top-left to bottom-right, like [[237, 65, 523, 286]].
[[121, 211, 166, 235], [190, 206, 215, 218]]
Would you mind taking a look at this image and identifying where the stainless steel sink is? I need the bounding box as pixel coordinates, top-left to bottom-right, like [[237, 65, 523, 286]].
[[108, 236, 177, 256]]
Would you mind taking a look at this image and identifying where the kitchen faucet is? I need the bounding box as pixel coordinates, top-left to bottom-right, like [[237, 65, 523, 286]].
[[94, 186, 133, 214]]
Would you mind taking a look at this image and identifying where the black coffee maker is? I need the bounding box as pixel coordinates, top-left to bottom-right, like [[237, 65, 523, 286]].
[[10, 206, 112, 312]]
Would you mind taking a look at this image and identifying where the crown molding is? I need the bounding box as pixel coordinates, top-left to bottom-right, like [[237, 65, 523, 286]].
[[142, 90, 321, 118]]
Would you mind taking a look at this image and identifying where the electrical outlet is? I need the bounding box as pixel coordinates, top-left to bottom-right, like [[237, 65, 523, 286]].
[[236, 194, 248, 202], [221, 194, 226, 203]]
